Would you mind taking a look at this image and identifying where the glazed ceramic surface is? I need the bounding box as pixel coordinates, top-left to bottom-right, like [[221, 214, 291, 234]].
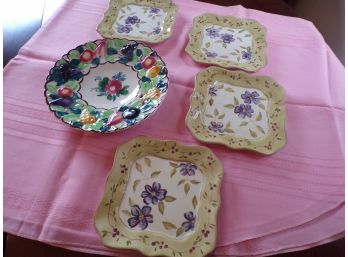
[[98, 0, 177, 43], [94, 136, 223, 257], [186, 67, 286, 155], [185, 13, 267, 71], [44, 38, 169, 132]]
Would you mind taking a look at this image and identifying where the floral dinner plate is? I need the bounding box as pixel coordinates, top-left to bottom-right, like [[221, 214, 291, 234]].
[[185, 13, 267, 72], [186, 67, 286, 155], [97, 0, 177, 43], [94, 136, 223, 257], [44, 38, 169, 132]]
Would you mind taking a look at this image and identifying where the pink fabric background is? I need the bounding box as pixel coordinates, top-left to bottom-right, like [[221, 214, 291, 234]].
[[4, 0, 344, 256]]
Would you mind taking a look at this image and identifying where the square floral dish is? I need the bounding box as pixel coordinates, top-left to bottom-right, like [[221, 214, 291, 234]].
[[94, 136, 223, 257], [186, 67, 286, 155], [97, 0, 177, 43], [185, 13, 267, 72]]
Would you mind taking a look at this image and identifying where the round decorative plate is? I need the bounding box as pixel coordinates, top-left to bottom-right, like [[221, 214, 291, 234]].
[[44, 38, 169, 132]]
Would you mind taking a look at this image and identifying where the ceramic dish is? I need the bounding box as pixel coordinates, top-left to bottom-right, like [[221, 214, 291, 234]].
[[185, 13, 267, 72], [186, 67, 286, 155], [97, 0, 177, 43], [94, 136, 223, 257], [44, 38, 169, 132]]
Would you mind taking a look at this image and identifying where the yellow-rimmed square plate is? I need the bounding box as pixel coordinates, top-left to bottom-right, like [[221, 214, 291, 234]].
[[186, 67, 286, 155], [94, 136, 223, 257], [185, 13, 267, 72], [97, 0, 177, 43]]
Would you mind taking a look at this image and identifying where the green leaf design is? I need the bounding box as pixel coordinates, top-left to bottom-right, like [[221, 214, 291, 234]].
[[133, 180, 140, 192], [135, 162, 142, 173], [224, 128, 235, 133], [50, 105, 66, 112], [169, 162, 178, 168], [177, 179, 185, 186], [218, 114, 225, 119], [256, 112, 262, 121], [192, 195, 198, 209], [162, 221, 177, 230], [205, 42, 211, 48], [226, 121, 232, 128], [170, 168, 177, 178], [122, 210, 131, 217], [105, 55, 117, 63], [240, 121, 248, 127], [151, 171, 161, 178], [224, 87, 234, 92], [256, 125, 265, 134], [65, 80, 80, 90], [165, 195, 176, 202], [249, 129, 257, 138], [234, 97, 239, 106], [126, 240, 131, 246], [85, 42, 97, 51], [190, 180, 200, 184], [77, 63, 89, 70], [258, 103, 266, 110], [46, 81, 57, 93], [128, 197, 134, 207], [62, 114, 80, 122], [205, 114, 214, 118], [224, 104, 235, 109], [144, 157, 151, 167], [184, 183, 190, 195], [68, 49, 80, 60], [176, 227, 184, 237], [158, 201, 165, 215], [209, 98, 214, 106], [214, 108, 219, 116]]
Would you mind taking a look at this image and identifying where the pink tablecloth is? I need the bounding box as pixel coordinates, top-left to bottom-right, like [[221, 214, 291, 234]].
[[4, 0, 344, 256]]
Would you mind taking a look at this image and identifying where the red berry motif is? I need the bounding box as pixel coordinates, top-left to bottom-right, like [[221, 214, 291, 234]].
[[105, 80, 122, 95], [141, 56, 156, 69], [57, 87, 73, 98], [107, 112, 123, 126], [80, 49, 94, 63]]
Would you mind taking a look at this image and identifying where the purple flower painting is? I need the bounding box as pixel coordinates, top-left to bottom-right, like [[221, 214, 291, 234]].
[[234, 104, 254, 118], [181, 211, 196, 232], [208, 121, 224, 133], [127, 205, 153, 230], [220, 33, 235, 44], [141, 182, 167, 205], [178, 163, 197, 176], [241, 91, 260, 104]]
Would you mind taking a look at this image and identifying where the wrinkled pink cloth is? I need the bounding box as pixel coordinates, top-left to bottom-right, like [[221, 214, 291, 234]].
[[4, 0, 344, 256]]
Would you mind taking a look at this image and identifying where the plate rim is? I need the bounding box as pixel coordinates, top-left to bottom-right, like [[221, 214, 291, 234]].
[[44, 38, 169, 133], [185, 66, 287, 155], [185, 13, 267, 72], [97, 0, 178, 43], [94, 135, 223, 257]]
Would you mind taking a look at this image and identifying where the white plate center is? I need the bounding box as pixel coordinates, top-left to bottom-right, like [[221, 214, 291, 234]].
[[79, 62, 139, 110]]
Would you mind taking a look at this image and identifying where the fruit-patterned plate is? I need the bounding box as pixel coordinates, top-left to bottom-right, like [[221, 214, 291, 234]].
[[186, 67, 286, 155], [44, 38, 169, 132], [97, 0, 177, 43], [185, 13, 267, 72], [94, 136, 223, 257]]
